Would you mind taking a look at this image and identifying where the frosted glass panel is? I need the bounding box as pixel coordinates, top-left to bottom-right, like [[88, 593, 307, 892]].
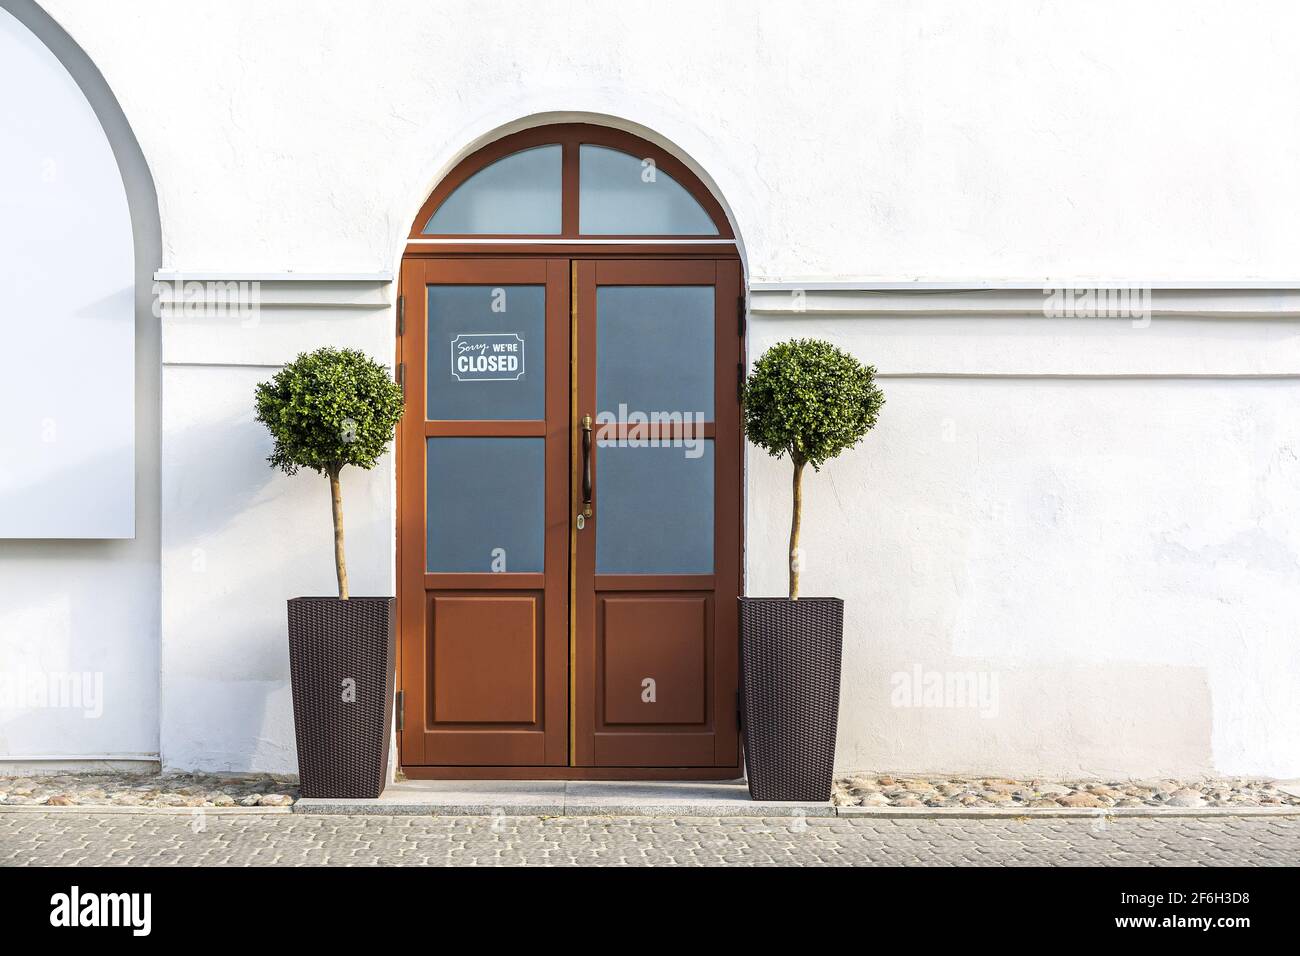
[[426, 438, 545, 573], [596, 442, 713, 574], [423, 145, 562, 234], [597, 286, 714, 419], [579, 145, 719, 235], [427, 285, 545, 420]]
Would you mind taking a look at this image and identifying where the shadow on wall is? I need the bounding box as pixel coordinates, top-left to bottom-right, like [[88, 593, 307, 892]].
[[160, 392, 394, 773]]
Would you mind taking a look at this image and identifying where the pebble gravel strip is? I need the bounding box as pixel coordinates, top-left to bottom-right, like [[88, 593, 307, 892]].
[[0, 772, 296, 808], [834, 774, 1300, 810], [4, 772, 1297, 813]]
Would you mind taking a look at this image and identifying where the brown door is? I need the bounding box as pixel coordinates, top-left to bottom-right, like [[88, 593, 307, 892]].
[[398, 256, 741, 774], [398, 258, 571, 766], [573, 259, 742, 768]]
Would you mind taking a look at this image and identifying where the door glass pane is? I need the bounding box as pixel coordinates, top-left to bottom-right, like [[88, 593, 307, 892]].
[[579, 145, 719, 235], [423, 145, 562, 234], [596, 286, 713, 421], [596, 442, 713, 574], [427, 285, 544, 420], [426, 438, 544, 573]]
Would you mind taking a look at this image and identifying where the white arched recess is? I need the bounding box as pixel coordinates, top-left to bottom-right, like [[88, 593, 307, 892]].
[[0, 1, 162, 768]]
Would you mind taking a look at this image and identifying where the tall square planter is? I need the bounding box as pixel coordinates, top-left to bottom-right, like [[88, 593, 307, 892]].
[[739, 597, 844, 802], [287, 596, 395, 799]]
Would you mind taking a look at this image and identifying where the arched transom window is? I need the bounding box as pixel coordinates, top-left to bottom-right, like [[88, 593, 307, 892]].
[[411, 125, 732, 239]]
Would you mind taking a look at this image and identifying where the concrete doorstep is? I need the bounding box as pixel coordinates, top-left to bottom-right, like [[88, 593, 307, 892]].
[[294, 780, 833, 817]]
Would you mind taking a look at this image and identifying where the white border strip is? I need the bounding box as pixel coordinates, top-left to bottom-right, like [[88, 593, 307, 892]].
[[750, 279, 1300, 291], [0, 753, 159, 761], [153, 271, 393, 282], [151, 272, 1300, 288]]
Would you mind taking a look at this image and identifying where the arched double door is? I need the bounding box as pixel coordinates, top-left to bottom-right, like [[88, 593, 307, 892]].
[[398, 125, 743, 777]]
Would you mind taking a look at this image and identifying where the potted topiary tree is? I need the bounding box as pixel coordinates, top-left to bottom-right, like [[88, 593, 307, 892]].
[[740, 339, 884, 801], [255, 347, 405, 799]]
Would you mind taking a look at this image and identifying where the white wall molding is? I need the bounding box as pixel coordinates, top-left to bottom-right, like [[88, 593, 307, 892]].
[[750, 279, 1300, 291], [154, 270, 392, 282], [748, 286, 1300, 319], [747, 287, 1300, 379], [159, 274, 394, 367]]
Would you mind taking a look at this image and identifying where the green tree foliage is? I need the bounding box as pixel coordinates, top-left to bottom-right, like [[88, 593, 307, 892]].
[[255, 347, 404, 478], [255, 347, 404, 598], [742, 339, 884, 598]]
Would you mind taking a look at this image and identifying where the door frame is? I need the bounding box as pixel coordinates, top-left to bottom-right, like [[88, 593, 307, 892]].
[[396, 124, 745, 780]]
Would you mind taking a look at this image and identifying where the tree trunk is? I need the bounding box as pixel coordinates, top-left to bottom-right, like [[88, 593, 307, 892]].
[[789, 457, 805, 600], [329, 468, 349, 600]]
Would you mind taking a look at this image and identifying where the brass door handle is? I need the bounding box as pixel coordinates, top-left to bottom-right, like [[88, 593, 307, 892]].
[[581, 413, 593, 518]]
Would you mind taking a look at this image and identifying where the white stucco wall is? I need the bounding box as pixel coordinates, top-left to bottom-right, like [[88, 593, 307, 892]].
[[157, 280, 394, 772], [25, 0, 1300, 776], [747, 290, 1300, 778], [0, 2, 159, 771]]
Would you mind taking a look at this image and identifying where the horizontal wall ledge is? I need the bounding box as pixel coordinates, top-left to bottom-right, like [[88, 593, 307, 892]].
[[159, 273, 396, 366], [156, 277, 392, 311], [748, 287, 1300, 318], [154, 270, 393, 282], [749, 279, 1300, 291]]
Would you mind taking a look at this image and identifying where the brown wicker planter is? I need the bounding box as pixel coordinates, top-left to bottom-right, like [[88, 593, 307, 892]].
[[287, 596, 395, 799], [739, 597, 844, 801]]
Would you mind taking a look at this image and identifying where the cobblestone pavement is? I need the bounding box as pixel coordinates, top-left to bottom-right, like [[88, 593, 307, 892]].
[[1, 812, 1297, 865]]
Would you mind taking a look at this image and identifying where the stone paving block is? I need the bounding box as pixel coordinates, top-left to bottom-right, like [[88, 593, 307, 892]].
[[2, 811, 1298, 866]]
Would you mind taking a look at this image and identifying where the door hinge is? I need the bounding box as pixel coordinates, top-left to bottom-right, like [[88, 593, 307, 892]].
[[396, 294, 405, 337], [737, 294, 746, 337], [737, 362, 745, 402], [395, 690, 404, 732], [396, 361, 405, 393]]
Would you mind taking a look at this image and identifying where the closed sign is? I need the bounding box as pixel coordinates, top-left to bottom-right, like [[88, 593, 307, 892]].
[[451, 333, 525, 381]]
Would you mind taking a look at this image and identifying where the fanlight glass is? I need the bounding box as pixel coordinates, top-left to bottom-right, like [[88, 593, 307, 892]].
[[423, 144, 562, 234], [421, 141, 721, 236], [579, 145, 718, 235]]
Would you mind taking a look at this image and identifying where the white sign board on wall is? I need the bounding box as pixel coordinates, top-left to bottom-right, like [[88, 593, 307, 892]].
[[0, 8, 134, 538]]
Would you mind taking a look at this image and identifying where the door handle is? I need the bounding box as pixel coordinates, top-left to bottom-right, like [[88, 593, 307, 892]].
[[581, 413, 593, 518]]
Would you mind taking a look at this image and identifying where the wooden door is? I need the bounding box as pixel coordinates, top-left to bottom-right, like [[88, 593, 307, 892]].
[[398, 256, 742, 774], [398, 258, 570, 766], [572, 259, 742, 768]]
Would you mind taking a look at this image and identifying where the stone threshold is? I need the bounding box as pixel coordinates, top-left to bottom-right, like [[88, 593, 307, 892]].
[[296, 780, 832, 817]]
